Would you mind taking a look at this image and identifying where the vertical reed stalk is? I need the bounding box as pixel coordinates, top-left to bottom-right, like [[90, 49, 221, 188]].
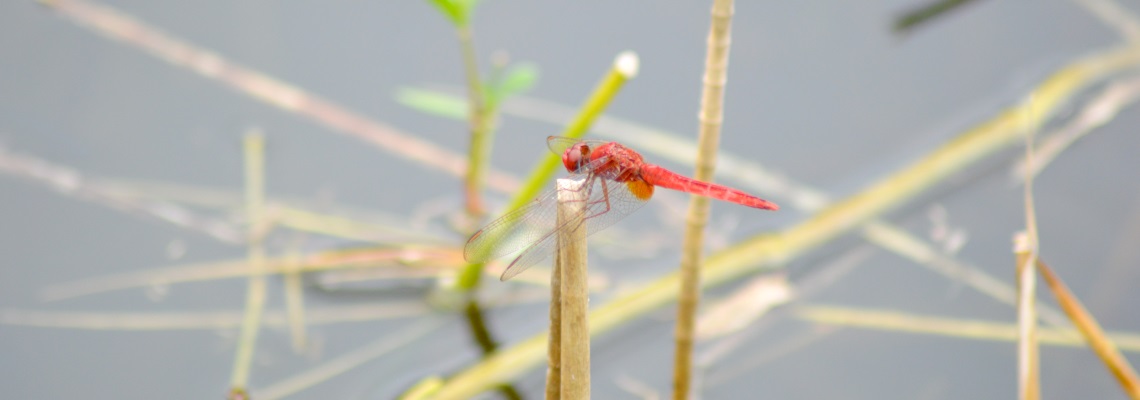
[[557, 178, 589, 399], [1014, 234, 1040, 400], [674, 0, 734, 398], [1015, 98, 1041, 400], [228, 130, 268, 399], [546, 244, 564, 399], [283, 247, 307, 351]]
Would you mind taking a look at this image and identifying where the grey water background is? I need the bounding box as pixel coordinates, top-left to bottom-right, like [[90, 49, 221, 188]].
[[2, 0, 1140, 398]]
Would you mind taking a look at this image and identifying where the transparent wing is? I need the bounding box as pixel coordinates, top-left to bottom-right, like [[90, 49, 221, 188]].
[[463, 188, 561, 265], [547, 136, 609, 156], [464, 157, 655, 281]]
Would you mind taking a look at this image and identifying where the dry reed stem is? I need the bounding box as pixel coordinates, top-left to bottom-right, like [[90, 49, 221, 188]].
[[546, 236, 563, 399], [696, 246, 871, 363], [674, 0, 735, 398], [863, 222, 1072, 328], [696, 274, 792, 340], [556, 179, 590, 399], [1014, 74, 1140, 181], [1014, 234, 1040, 400], [0, 302, 431, 330], [253, 320, 444, 400], [795, 305, 1140, 350], [283, 247, 308, 352], [42, 0, 519, 193], [229, 130, 268, 393], [1035, 259, 1140, 398], [1015, 95, 1041, 400], [0, 146, 244, 243], [41, 246, 462, 301], [1071, 0, 1140, 41]]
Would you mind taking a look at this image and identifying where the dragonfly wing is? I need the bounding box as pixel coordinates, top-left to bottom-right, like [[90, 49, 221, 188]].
[[546, 136, 610, 156], [470, 160, 654, 281], [463, 189, 560, 264], [498, 231, 561, 281], [499, 173, 651, 281], [496, 173, 597, 281], [578, 174, 653, 237]]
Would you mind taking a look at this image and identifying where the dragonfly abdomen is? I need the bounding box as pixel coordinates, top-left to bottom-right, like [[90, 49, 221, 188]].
[[642, 164, 778, 210]]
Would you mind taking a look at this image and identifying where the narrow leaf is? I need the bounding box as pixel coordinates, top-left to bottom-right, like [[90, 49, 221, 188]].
[[395, 87, 468, 120]]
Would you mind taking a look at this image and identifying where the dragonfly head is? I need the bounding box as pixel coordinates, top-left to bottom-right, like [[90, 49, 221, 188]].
[[561, 143, 591, 172]]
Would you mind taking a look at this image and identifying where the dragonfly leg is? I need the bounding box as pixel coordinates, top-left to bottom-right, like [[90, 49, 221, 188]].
[[584, 178, 613, 219], [562, 178, 613, 236]]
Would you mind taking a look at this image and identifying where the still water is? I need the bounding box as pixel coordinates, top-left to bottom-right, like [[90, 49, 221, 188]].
[[2, 0, 1138, 398]]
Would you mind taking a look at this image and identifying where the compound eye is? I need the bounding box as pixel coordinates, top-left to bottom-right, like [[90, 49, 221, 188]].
[[562, 144, 589, 172]]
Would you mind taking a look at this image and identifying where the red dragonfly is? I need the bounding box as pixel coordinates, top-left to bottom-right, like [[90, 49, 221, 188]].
[[465, 136, 778, 281]]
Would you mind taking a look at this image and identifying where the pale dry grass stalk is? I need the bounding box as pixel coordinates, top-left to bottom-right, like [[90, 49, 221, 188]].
[[252, 320, 444, 400], [794, 305, 1140, 350], [1014, 233, 1040, 400], [1034, 259, 1140, 398], [546, 235, 563, 399], [1014, 74, 1140, 181], [229, 130, 269, 397], [556, 178, 590, 399], [0, 302, 431, 330], [1015, 97, 1041, 400], [1070, 0, 1140, 41], [42, 0, 519, 193], [0, 146, 243, 243], [674, 0, 735, 398], [282, 246, 308, 352], [41, 246, 461, 301]]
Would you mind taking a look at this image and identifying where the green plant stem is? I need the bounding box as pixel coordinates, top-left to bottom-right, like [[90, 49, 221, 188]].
[[674, 1, 733, 398], [459, 24, 492, 218], [229, 130, 268, 396], [454, 51, 639, 290], [504, 52, 639, 216]]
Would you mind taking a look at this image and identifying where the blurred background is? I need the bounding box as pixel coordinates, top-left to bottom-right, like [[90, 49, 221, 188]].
[[2, 0, 1140, 398]]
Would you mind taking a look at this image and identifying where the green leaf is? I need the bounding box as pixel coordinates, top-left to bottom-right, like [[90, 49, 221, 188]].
[[426, 0, 479, 27], [486, 62, 539, 107], [394, 87, 468, 120], [498, 63, 539, 98]]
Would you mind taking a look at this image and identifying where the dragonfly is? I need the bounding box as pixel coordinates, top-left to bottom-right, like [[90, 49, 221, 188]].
[[465, 136, 779, 281]]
